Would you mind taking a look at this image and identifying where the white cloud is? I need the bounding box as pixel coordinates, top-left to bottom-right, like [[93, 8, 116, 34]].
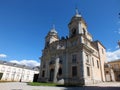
[[116, 45, 119, 49], [107, 49, 120, 62], [107, 48, 111, 51], [118, 21, 120, 24], [114, 28, 120, 34], [10, 60, 40, 67], [0, 54, 7, 58], [118, 28, 120, 34]]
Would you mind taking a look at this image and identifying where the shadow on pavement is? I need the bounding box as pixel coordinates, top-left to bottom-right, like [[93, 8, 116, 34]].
[[62, 86, 120, 90]]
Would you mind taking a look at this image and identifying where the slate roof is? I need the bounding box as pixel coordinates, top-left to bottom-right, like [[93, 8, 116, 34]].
[[0, 60, 39, 71]]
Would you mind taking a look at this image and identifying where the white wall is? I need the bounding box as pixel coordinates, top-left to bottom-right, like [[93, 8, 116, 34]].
[[0, 64, 39, 82]]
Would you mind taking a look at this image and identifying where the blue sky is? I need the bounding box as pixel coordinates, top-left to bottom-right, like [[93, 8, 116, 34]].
[[0, 0, 120, 66]]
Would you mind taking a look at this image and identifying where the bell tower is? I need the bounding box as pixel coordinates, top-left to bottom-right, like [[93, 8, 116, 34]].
[[68, 9, 88, 38], [45, 25, 59, 48]]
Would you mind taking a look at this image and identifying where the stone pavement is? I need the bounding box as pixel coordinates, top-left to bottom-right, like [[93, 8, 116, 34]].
[[0, 82, 120, 90], [86, 82, 120, 87]]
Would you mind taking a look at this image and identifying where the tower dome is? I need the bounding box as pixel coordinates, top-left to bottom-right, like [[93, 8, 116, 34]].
[[45, 25, 59, 48], [70, 8, 82, 22], [48, 25, 58, 36]]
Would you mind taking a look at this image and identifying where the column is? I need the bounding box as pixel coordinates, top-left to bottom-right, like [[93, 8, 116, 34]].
[[81, 50, 85, 84], [53, 57, 60, 83], [47, 61, 50, 81]]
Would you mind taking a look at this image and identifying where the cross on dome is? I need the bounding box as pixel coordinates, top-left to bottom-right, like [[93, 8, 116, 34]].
[[49, 24, 57, 34], [75, 8, 82, 17]]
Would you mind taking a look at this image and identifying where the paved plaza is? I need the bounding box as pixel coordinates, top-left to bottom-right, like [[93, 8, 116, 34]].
[[0, 82, 120, 90]]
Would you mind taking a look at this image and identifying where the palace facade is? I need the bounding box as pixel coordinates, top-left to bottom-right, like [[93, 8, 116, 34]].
[[105, 59, 120, 81], [0, 60, 39, 82], [38, 9, 106, 85]]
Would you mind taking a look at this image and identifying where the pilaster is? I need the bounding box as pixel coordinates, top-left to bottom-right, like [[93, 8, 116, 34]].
[[53, 57, 60, 83]]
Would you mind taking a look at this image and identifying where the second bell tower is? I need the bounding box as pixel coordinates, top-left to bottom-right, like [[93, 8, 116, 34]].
[[68, 9, 88, 38]]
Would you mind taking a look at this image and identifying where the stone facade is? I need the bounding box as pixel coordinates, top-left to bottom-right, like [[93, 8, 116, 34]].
[[104, 64, 115, 82], [106, 59, 120, 81], [0, 60, 39, 82], [38, 9, 106, 85]]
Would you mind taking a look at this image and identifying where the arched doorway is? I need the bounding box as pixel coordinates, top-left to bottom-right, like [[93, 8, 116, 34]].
[[58, 68, 62, 76], [49, 69, 54, 81], [0, 73, 3, 80]]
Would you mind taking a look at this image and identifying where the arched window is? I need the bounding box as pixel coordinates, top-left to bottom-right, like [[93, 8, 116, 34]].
[[97, 60, 99, 68], [83, 28, 86, 35], [87, 67, 90, 76], [42, 70, 45, 77], [118, 74, 120, 79], [72, 28, 76, 36], [92, 58, 94, 66], [72, 66, 77, 77]]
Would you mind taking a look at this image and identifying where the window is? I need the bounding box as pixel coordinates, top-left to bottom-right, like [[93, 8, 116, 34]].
[[11, 74, 15, 81], [114, 64, 119, 69], [43, 62, 46, 68], [5, 73, 9, 80], [92, 58, 94, 66], [102, 48, 104, 54], [86, 54, 89, 63], [72, 28, 76, 36], [87, 67, 90, 76], [18, 69, 21, 74], [118, 74, 120, 79], [46, 42, 49, 47], [59, 56, 63, 64], [26, 76, 29, 81], [22, 70, 25, 74], [12, 68, 16, 73], [72, 41, 77, 46], [72, 54, 77, 63], [7, 68, 11, 72], [83, 28, 86, 35], [59, 60, 62, 64], [1, 67, 5, 72], [42, 71, 45, 77], [27, 71, 30, 75], [84, 39, 88, 45], [97, 60, 99, 68], [106, 71, 109, 74], [16, 75, 20, 80], [49, 60, 55, 65], [72, 66, 77, 77]]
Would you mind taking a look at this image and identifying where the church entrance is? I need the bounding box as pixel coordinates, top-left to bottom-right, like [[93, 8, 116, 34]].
[[49, 69, 54, 81], [58, 68, 62, 76]]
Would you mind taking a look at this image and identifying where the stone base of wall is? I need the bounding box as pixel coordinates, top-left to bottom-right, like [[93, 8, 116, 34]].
[[37, 78, 49, 83], [37, 77, 103, 86], [64, 78, 85, 86], [64, 78, 103, 86], [84, 79, 102, 85]]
